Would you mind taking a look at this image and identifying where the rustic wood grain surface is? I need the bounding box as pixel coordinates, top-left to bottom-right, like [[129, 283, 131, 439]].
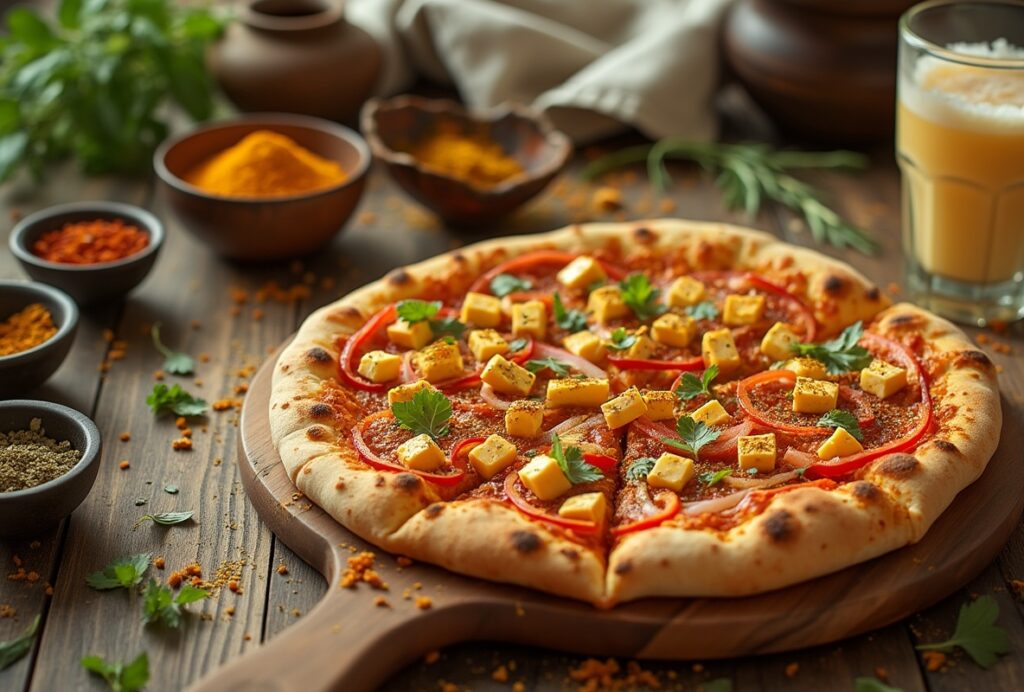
[[1, 142, 1023, 692]]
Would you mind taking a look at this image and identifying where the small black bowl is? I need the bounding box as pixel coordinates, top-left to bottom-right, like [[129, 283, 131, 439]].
[[9, 201, 164, 305], [0, 400, 101, 537], [0, 281, 78, 398]]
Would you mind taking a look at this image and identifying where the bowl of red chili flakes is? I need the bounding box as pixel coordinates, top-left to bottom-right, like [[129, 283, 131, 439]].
[[9, 201, 164, 305]]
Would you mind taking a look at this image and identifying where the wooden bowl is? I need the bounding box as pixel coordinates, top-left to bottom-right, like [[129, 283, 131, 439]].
[[0, 281, 78, 398], [154, 114, 370, 262], [361, 96, 572, 226]]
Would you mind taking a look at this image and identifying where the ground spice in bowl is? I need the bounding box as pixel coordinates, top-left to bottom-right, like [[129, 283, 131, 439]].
[[0, 418, 81, 492], [0, 303, 57, 357], [409, 123, 524, 187], [31, 219, 150, 265]]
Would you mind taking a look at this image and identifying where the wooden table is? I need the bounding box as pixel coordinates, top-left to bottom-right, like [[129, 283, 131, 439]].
[[1, 144, 1022, 692]]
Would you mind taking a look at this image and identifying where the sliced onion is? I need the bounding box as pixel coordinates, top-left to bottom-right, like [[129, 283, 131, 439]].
[[723, 470, 799, 490], [480, 382, 513, 410], [532, 342, 607, 379], [682, 490, 749, 516], [783, 448, 820, 467], [546, 414, 601, 440], [400, 350, 417, 383]]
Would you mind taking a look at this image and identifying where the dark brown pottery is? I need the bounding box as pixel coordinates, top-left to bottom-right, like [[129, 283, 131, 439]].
[[209, 0, 381, 123], [0, 281, 78, 398], [361, 96, 572, 226]]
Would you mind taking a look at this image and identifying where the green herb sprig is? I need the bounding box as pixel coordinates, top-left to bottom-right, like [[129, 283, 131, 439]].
[[135, 510, 194, 528], [396, 300, 466, 339], [141, 579, 208, 629], [686, 301, 719, 321], [625, 457, 657, 482], [489, 274, 531, 297], [618, 274, 666, 321], [699, 468, 732, 486], [662, 416, 720, 462], [553, 292, 588, 332], [550, 434, 603, 485], [792, 322, 872, 375], [82, 651, 149, 692], [675, 365, 719, 401], [146, 383, 208, 417], [151, 323, 194, 376], [916, 595, 1010, 668], [525, 357, 572, 377], [390, 388, 452, 440], [817, 409, 863, 441], [86, 553, 151, 591], [0, 615, 39, 671], [607, 327, 638, 352]]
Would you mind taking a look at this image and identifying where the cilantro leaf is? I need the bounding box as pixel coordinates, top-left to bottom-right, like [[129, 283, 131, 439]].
[[550, 434, 603, 485], [151, 323, 195, 376], [792, 321, 872, 375], [699, 468, 732, 486], [428, 316, 466, 339], [525, 357, 572, 377], [607, 327, 638, 352], [490, 274, 532, 298], [141, 579, 208, 629], [552, 292, 588, 332], [391, 388, 452, 440], [625, 457, 657, 482], [82, 652, 149, 692], [146, 383, 208, 417], [135, 511, 194, 528], [686, 301, 719, 321], [0, 615, 39, 671], [396, 299, 440, 323], [675, 364, 719, 401], [854, 678, 904, 692], [618, 273, 667, 321], [86, 553, 151, 591], [507, 338, 529, 353], [817, 409, 863, 442], [662, 416, 721, 462], [916, 595, 1010, 669]]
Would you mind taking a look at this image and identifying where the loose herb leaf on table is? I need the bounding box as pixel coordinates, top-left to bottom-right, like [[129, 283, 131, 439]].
[[146, 383, 208, 417], [135, 510, 194, 528], [391, 388, 452, 440], [916, 595, 1010, 668], [81, 651, 150, 692], [86, 553, 151, 591], [151, 323, 195, 376], [0, 615, 39, 671], [141, 580, 208, 629]]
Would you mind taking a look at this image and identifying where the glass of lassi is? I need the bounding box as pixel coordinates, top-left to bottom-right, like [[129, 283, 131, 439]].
[[898, 0, 1024, 325]]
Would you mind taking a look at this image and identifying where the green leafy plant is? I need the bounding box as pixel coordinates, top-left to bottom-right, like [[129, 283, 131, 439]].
[[507, 338, 529, 353], [146, 383, 208, 417], [525, 357, 572, 377], [550, 433, 602, 485], [151, 323, 194, 376], [141, 579, 208, 628], [0, 615, 39, 671], [699, 468, 732, 486], [916, 595, 1010, 668], [663, 416, 721, 462], [625, 457, 656, 482], [86, 553, 151, 591], [618, 274, 666, 321], [135, 510, 193, 528], [81, 651, 149, 692], [489, 274, 531, 297], [607, 327, 638, 352], [391, 388, 452, 440], [395, 299, 466, 338], [817, 409, 863, 441], [552, 292, 587, 332], [686, 301, 719, 321], [792, 322, 872, 375], [675, 365, 719, 401]]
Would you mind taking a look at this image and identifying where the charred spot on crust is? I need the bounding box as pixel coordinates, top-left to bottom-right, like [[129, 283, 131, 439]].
[[306, 347, 332, 365], [953, 350, 993, 371], [306, 425, 326, 440], [932, 439, 960, 454], [424, 503, 445, 518], [387, 268, 413, 286], [887, 313, 921, 328], [560, 548, 580, 561], [866, 286, 881, 301], [851, 481, 880, 503], [374, 475, 385, 487], [309, 403, 333, 418], [762, 510, 797, 543], [614, 560, 633, 575], [633, 227, 655, 244], [876, 453, 919, 478], [823, 275, 847, 296], [510, 530, 542, 554], [451, 252, 467, 264], [393, 473, 422, 492]]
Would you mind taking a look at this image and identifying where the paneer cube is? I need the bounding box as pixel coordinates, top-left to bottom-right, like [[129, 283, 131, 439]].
[[414, 340, 465, 383], [860, 359, 908, 399], [667, 276, 705, 307], [557, 256, 606, 291], [387, 319, 432, 350], [387, 379, 438, 405], [396, 434, 446, 472], [460, 292, 502, 327], [512, 300, 547, 340], [558, 492, 607, 523], [691, 399, 731, 427], [467, 434, 518, 479], [817, 427, 864, 459], [785, 357, 828, 380], [601, 387, 648, 429], [760, 322, 800, 361], [624, 332, 657, 359], [518, 454, 572, 501], [646, 452, 695, 492], [641, 390, 676, 421], [701, 328, 741, 374], [792, 377, 839, 414], [480, 354, 536, 396], [545, 377, 610, 408], [357, 350, 401, 383], [737, 433, 776, 472], [563, 330, 606, 363], [651, 313, 696, 348], [587, 286, 630, 324], [723, 294, 766, 326], [505, 400, 544, 438], [468, 329, 509, 362]]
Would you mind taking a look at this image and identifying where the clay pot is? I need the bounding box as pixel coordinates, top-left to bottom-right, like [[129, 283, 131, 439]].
[[209, 0, 381, 123]]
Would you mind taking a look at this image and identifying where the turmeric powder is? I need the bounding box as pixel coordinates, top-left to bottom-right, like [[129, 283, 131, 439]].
[[0, 304, 57, 356], [184, 130, 346, 198], [410, 123, 524, 187]]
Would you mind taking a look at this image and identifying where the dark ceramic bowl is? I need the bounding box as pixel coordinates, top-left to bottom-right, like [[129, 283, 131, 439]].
[[9, 202, 164, 306], [361, 96, 572, 225], [154, 113, 370, 261], [0, 400, 101, 537], [0, 281, 78, 398]]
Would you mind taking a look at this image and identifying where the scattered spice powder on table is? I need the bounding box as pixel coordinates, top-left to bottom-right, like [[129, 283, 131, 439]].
[[0, 303, 57, 356], [410, 123, 524, 187], [0, 418, 81, 492], [32, 219, 149, 265]]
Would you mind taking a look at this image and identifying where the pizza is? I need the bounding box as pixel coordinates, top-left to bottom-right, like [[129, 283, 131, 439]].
[[269, 219, 1001, 607]]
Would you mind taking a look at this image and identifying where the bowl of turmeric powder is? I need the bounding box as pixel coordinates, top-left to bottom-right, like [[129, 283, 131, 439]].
[[0, 281, 79, 398], [154, 114, 370, 261], [361, 96, 572, 225]]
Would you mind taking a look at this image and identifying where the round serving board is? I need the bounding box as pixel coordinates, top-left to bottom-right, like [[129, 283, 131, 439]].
[[190, 345, 1024, 692]]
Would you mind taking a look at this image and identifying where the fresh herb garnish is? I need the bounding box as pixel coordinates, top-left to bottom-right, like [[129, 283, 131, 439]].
[[916, 595, 1010, 669], [817, 409, 863, 442], [507, 338, 529, 353], [525, 357, 572, 377], [391, 388, 452, 440], [625, 457, 657, 482], [553, 292, 588, 332], [607, 327, 638, 352], [490, 274, 532, 298], [395, 300, 466, 338], [699, 468, 732, 486], [618, 273, 666, 321], [82, 651, 149, 692], [86, 553, 151, 591], [662, 416, 721, 462], [0, 615, 39, 671], [150, 323, 195, 376], [146, 383, 208, 417], [675, 364, 719, 401], [791, 322, 872, 375], [854, 678, 904, 692], [135, 511, 194, 528], [428, 316, 466, 339], [141, 579, 208, 629], [550, 434, 603, 485], [686, 301, 719, 321]]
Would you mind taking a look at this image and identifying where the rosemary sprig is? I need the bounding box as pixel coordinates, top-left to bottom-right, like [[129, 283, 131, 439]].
[[583, 140, 878, 255]]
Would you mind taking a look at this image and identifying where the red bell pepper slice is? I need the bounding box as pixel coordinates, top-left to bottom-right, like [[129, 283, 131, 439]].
[[469, 250, 627, 294], [337, 304, 398, 393], [449, 436, 486, 466], [351, 410, 466, 487], [503, 472, 601, 536], [611, 491, 681, 536], [583, 452, 618, 474], [435, 336, 534, 392], [607, 355, 705, 372], [744, 273, 818, 342], [736, 369, 874, 436]]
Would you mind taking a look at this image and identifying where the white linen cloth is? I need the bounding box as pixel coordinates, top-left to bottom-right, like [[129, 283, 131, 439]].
[[347, 0, 734, 143]]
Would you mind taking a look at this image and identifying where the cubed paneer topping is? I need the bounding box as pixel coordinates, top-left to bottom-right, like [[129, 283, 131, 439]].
[[817, 427, 864, 459], [624, 332, 656, 359], [723, 294, 766, 326], [859, 358, 908, 399], [651, 313, 696, 348], [481, 354, 536, 396], [601, 387, 648, 429], [396, 434, 447, 472], [701, 328, 741, 374], [667, 276, 705, 307], [468, 434, 518, 479], [387, 379, 439, 405], [760, 322, 800, 361], [557, 256, 606, 291], [557, 492, 607, 523], [357, 350, 401, 383], [646, 452, 694, 492], [460, 292, 502, 327], [737, 433, 776, 472], [414, 340, 465, 383], [785, 357, 828, 380], [468, 329, 509, 361], [587, 286, 630, 324], [512, 300, 547, 340], [691, 399, 731, 427], [505, 400, 544, 438], [792, 376, 839, 414], [641, 390, 676, 421], [387, 319, 432, 350], [518, 454, 572, 501], [546, 377, 610, 408], [563, 330, 606, 363]]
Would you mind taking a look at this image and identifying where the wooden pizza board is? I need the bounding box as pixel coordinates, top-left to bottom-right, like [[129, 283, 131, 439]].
[[189, 346, 1024, 692]]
